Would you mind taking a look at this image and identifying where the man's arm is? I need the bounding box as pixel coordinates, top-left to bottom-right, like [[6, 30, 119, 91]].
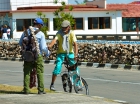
[[48, 35, 58, 49], [39, 32, 50, 57], [73, 42, 78, 57], [72, 31, 78, 58], [19, 33, 24, 46], [48, 39, 57, 48]]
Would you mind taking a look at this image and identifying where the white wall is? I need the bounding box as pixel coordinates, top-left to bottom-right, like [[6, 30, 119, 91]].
[[12, 12, 56, 38], [115, 11, 122, 34], [12, 10, 122, 38]]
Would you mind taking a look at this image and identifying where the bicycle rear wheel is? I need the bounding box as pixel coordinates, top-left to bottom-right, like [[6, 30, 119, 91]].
[[74, 77, 89, 95]]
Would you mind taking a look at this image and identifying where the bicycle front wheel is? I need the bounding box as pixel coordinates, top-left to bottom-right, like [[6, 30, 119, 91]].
[[61, 73, 72, 93], [74, 77, 89, 95]]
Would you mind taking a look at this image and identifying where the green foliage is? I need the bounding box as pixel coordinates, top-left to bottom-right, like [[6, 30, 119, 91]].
[[59, 6, 64, 11], [61, 1, 66, 6], [83, 0, 88, 3], [53, 0, 58, 4], [36, 11, 48, 38], [69, 6, 73, 11], [37, 12, 43, 18], [53, 0, 75, 30]]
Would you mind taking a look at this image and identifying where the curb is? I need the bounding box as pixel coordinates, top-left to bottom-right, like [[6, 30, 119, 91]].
[[45, 60, 140, 71], [0, 57, 140, 71], [0, 57, 23, 61]]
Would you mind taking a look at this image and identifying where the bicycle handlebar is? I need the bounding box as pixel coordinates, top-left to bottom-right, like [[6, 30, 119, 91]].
[[63, 57, 78, 71]]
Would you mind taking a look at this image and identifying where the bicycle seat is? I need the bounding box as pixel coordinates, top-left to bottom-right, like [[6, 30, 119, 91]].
[[66, 63, 77, 71], [64, 57, 78, 71]]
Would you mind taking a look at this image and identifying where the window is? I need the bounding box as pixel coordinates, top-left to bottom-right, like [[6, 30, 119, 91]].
[[138, 18, 140, 30], [73, 18, 83, 30], [16, 18, 49, 31], [53, 18, 58, 31], [3, 21, 9, 26], [53, 18, 84, 30], [88, 17, 111, 29], [16, 19, 34, 31], [104, 17, 110, 28], [0, 21, 8, 26], [122, 17, 136, 32]]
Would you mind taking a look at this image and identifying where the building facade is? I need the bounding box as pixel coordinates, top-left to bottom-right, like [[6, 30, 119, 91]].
[[12, 7, 122, 39], [108, 1, 140, 35], [1, 0, 140, 39], [0, 0, 68, 38]]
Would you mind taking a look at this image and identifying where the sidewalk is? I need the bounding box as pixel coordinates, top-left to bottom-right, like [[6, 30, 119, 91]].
[[0, 92, 128, 104]]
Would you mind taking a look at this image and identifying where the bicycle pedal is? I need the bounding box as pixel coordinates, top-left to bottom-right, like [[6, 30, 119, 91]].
[[77, 86, 84, 91], [78, 88, 84, 91]]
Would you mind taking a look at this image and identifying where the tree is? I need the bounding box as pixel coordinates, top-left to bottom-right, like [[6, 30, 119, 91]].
[[36, 12, 48, 38], [83, 0, 88, 3], [53, 1, 75, 30]]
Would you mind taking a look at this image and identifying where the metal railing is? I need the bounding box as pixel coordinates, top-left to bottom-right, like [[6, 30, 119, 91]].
[[47, 34, 140, 41]]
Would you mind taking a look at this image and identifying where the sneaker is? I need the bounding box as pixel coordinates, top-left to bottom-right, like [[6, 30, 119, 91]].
[[38, 91, 46, 94], [21, 89, 30, 95], [21, 91, 30, 95], [50, 85, 55, 91]]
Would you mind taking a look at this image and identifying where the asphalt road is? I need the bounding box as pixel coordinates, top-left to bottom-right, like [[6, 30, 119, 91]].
[[0, 60, 140, 104]]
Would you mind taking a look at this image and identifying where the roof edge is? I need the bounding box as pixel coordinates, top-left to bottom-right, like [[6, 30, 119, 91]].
[[17, 5, 99, 10]]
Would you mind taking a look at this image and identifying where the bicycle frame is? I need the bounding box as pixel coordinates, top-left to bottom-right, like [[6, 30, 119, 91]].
[[67, 69, 78, 85]]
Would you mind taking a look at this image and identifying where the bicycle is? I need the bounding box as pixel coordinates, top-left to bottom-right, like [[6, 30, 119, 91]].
[[61, 57, 89, 95]]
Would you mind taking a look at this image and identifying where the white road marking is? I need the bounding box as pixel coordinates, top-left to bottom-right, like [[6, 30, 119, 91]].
[[113, 100, 128, 103], [0, 70, 22, 73], [1, 69, 140, 86], [44, 74, 52, 76], [0, 70, 54, 76], [85, 78, 140, 85]]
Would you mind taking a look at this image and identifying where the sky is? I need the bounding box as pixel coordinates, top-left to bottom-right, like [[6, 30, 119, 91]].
[[68, 0, 134, 4]]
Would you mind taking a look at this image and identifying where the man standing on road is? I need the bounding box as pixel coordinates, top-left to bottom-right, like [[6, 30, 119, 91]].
[[19, 18, 50, 94], [48, 20, 79, 91], [2, 25, 8, 39]]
